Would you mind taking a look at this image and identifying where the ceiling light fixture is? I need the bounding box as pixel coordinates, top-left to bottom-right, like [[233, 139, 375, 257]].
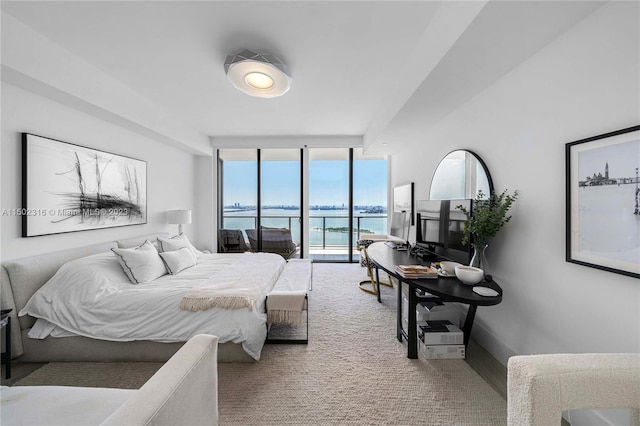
[[224, 49, 291, 98]]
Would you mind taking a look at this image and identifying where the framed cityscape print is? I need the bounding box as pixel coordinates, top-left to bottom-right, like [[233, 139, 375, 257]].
[[565, 125, 640, 278], [22, 133, 147, 237]]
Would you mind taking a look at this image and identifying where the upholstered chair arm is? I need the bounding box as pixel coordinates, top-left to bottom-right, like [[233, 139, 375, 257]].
[[507, 353, 640, 426]]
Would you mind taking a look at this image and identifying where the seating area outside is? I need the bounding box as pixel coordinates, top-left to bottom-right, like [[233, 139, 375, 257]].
[[218, 229, 249, 253], [219, 227, 300, 259], [245, 228, 299, 259]]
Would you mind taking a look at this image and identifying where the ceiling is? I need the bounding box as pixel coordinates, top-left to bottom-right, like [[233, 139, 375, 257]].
[[1, 1, 604, 154]]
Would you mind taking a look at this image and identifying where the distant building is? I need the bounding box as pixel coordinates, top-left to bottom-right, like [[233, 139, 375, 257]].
[[580, 161, 617, 186]]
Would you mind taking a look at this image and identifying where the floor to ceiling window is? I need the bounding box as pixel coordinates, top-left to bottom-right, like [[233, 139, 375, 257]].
[[309, 148, 351, 261], [218, 147, 386, 262], [218, 149, 257, 253], [218, 149, 301, 258], [352, 148, 388, 261], [259, 149, 302, 259]]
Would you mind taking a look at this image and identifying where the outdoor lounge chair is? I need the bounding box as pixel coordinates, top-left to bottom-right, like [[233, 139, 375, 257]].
[[218, 229, 249, 253], [245, 227, 299, 259]]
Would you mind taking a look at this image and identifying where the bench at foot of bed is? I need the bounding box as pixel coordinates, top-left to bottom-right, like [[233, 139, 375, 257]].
[[266, 259, 312, 344]]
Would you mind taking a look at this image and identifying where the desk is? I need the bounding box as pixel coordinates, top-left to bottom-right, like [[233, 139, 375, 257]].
[[366, 242, 502, 359]]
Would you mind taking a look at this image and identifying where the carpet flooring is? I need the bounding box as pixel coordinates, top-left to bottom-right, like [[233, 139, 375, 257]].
[[14, 263, 507, 425]]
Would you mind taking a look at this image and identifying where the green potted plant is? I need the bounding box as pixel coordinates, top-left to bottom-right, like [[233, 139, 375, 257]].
[[457, 189, 518, 274]]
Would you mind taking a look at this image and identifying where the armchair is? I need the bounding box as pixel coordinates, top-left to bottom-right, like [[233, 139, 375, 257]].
[[1, 334, 219, 425], [507, 353, 640, 425], [218, 229, 249, 253], [245, 227, 299, 259]]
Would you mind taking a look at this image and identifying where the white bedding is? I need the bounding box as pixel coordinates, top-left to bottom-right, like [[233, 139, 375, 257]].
[[19, 251, 286, 360]]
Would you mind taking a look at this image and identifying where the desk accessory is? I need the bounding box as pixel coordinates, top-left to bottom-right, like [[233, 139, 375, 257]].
[[454, 265, 484, 285], [472, 286, 499, 297]]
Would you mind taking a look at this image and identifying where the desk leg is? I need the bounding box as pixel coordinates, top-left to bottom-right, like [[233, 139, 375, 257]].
[[374, 267, 381, 304], [407, 284, 418, 359], [462, 305, 477, 348], [396, 279, 403, 342]]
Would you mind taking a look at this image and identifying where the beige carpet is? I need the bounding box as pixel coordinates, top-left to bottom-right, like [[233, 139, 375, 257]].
[[15, 263, 507, 425]]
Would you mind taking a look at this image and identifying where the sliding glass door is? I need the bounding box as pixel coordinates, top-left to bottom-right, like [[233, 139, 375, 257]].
[[259, 149, 301, 259], [218, 149, 257, 252], [218, 149, 301, 258], [309, 148, 351, 261], [219, 147, 386, 262], [352, 148, 388, 261]]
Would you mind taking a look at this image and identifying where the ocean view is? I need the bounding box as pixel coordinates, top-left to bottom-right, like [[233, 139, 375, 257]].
[[222, 208, 388, 246]]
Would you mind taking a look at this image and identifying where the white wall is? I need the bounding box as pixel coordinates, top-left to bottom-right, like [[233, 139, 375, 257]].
[[193, 155, 216, 252], [1, 82, 196, 260], [391, 0, 639, 366]]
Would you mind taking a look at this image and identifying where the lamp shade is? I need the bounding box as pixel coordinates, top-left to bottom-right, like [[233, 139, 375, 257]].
[[167, 210, 192, 225]]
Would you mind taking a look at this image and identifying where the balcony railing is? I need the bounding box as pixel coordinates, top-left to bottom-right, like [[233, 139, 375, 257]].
[[222, 214, 387, 250]]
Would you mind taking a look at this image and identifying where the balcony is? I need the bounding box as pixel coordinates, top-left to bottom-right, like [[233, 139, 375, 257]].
[[221, 213, 387, 261]]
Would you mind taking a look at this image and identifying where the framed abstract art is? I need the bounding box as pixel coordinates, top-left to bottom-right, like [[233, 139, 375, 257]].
[[22, 133, 147, 237]]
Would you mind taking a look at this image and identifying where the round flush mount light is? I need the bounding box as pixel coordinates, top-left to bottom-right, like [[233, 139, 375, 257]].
[[224, 49, 291, 98]]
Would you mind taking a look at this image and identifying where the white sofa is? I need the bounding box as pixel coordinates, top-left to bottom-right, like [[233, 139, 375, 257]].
[[0, 334, 219, 426], [507, 353, 640, 425]]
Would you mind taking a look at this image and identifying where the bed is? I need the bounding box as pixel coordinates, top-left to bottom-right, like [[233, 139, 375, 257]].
[[1, 233, 286, 363]]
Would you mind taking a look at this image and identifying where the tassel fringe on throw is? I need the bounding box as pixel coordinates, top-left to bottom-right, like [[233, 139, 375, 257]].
[[180, 293, 256, 311]]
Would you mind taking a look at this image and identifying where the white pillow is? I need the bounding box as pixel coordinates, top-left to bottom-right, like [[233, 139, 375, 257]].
[[159, 247, 197, 275], [157, 233, 199, 258], [111, 240, 166, 284]]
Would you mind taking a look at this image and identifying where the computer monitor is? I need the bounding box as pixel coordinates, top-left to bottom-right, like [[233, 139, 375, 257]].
[[415, 199, 472, 264]]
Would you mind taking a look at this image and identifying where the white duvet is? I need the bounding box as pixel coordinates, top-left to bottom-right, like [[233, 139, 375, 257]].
[[20, 251, 286, 360]]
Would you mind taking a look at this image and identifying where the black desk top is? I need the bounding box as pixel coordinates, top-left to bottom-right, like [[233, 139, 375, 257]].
[[366, 242, 502, 306]]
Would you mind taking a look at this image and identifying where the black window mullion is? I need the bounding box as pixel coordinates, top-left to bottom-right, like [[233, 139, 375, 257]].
[[348, 148, 354, 262], [257, 149, 262, 252]]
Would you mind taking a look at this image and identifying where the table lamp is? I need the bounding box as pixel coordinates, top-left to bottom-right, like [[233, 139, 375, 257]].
[[167, 210, 191, 234]]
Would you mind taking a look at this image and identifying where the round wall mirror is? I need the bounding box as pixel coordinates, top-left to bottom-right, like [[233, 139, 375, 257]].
[[429, 150, 494, 200]]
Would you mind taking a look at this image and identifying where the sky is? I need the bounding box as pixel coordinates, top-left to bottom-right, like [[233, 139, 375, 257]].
[[223, 159, 387, 207], [578, 138, 639, 180]]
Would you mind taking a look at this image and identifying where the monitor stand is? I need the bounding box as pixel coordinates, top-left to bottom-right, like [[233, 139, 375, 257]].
[[412, 245, 440, 261]]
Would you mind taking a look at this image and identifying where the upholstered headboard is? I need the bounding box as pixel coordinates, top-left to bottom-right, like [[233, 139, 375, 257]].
[[0, 233, 171, 359], [1, 242, 117, 358]]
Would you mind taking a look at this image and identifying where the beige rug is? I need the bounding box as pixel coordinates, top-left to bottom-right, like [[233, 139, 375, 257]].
[[15, 263, 507, 425]]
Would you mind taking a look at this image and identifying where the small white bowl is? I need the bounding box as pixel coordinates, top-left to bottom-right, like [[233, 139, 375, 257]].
[[439, 261, 462, 275], [455, 265, 484, 285]]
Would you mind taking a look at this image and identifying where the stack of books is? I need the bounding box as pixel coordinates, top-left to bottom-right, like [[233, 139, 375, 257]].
[[394, 264, 438, 279], [417, 320, 465, 359]]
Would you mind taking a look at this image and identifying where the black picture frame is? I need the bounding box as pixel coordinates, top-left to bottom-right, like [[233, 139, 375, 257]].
[[22, 133, 147, 237], [565, 125, 640, 278]]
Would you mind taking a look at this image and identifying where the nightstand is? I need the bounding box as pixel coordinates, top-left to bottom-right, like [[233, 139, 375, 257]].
[[1, 308, 12, 379]]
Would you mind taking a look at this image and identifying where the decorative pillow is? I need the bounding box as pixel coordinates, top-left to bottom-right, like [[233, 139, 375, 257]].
[[157, 233, 199, 258], [111, 240, 167, 284], [159, 247, 197, 275]]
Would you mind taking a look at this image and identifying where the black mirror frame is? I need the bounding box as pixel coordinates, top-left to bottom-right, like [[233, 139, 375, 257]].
[[429, 149, 494, 200]]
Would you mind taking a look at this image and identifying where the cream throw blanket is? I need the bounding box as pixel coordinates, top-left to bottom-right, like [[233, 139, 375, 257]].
[[180, 278, 262, 311], [266, 259, 312, 325], [180, 254, 284, 312]]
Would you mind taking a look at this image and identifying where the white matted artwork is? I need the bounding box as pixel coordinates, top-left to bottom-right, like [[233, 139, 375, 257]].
[[566, 125, 640, 278], [393, 182, 414, 225], [22, 133, 147, 237]]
